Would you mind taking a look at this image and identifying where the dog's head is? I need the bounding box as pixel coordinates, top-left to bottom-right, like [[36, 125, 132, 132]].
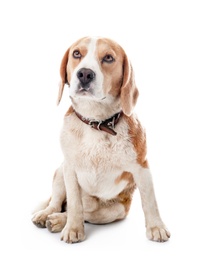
[[57, 37, 138, 116]]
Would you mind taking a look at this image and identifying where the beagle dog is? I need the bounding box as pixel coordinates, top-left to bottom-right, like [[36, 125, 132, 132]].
[[32, 37, 170, 243]]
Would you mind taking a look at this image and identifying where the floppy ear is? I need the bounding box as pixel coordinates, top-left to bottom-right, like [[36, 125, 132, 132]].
[[120, 54, 139, 116], [57, 48, 70, 105]]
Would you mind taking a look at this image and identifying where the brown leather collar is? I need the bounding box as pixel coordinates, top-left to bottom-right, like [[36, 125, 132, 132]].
[[74, 110, 123, 136]]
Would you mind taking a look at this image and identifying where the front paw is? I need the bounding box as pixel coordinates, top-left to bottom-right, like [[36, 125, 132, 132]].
[[32, 210, 48, 228], [146, 225, 170, 242], [61, 224, 85, 243], [46, 212, 67, 233]]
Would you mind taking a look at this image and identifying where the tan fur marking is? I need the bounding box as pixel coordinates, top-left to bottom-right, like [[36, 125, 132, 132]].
[[66, 37, 90, 84], [124, 115, 149, 168], [65, 106, 74, 117], [115, 171, 134, 184], [116, 171, 136, 214], [120, 59, 139, 116], [58, 37, 90, 104], [96, 38, 124, 97]]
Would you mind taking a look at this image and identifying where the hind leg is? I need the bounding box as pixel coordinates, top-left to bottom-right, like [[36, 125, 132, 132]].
[[32, 165, 66, 228], [82, 193, 127, 224], [84, 203, 126, 224]]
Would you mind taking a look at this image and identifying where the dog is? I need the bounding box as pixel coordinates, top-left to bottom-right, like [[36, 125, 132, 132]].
[[32, 36, 170, 243]]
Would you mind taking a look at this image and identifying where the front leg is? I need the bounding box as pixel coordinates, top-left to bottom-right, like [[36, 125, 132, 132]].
[[134, 167, 170, 242], [61, 162, 85, 243]]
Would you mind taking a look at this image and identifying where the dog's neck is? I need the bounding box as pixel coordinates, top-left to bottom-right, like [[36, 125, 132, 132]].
[[70, 97, 122, 121]]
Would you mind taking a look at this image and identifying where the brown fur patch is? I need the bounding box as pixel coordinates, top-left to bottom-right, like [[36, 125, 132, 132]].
[[65, 106, 74, 117], [58, 37, 91, 104], [116, 171, 136, 214], [124, 115, 149, 168], [66, 37, 90, 84], [120, 60, 139, 116], [96, 38, 124, 97], [115, 171, 134, 184]]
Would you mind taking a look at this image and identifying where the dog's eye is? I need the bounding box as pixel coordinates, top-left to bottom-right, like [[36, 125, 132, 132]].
[[73, 50, 82, 59], [102, 54, 114, 63]]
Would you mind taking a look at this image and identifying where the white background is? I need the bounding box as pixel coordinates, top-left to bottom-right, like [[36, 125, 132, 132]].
[[0, 0, 202, 258]]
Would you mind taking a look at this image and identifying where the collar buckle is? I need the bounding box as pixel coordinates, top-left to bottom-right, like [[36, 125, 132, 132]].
[[74, 111, 123, 136]]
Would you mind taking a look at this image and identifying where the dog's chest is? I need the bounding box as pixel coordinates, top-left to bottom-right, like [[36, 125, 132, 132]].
[[61, 116, 137, 199]]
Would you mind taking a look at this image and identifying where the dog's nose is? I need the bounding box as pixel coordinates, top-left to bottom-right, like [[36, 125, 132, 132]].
[[77, 68, 95, 86]]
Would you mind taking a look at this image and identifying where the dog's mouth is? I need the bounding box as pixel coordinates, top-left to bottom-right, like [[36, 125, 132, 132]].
[[72, 86, 106, 101], [76, 84, 93, 95], [78, 87, 90, 93], [70, 83, 106, 101]]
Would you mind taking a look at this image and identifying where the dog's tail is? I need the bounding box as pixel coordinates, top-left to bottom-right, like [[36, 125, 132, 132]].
[[32, 198, 51, 214]]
